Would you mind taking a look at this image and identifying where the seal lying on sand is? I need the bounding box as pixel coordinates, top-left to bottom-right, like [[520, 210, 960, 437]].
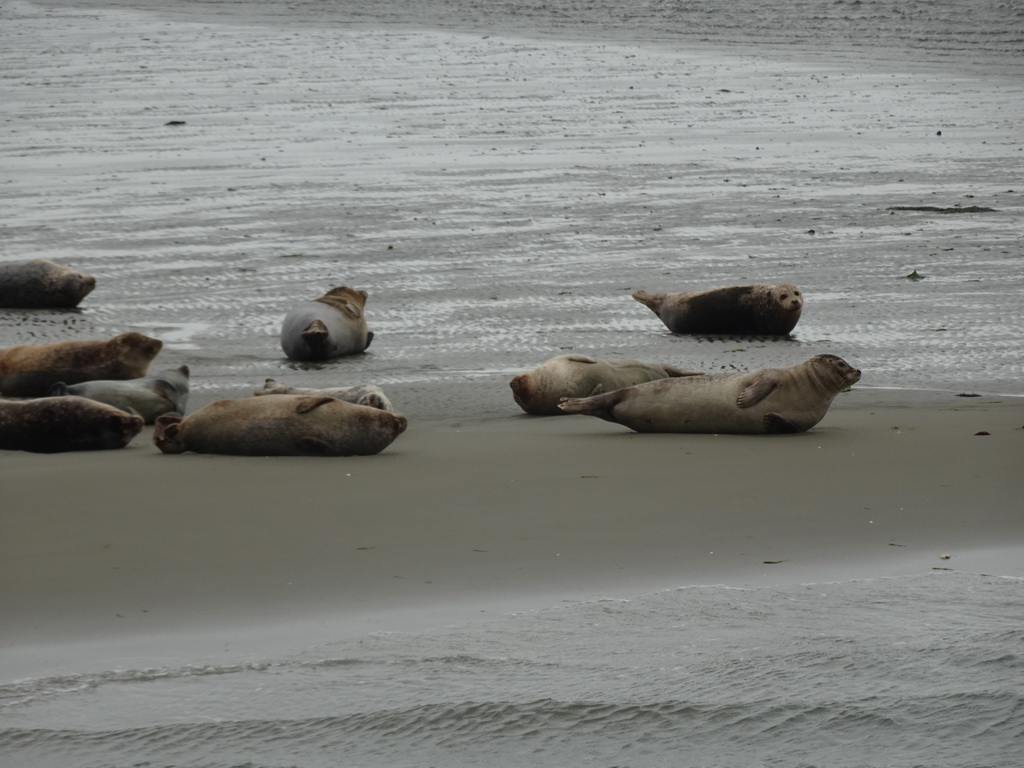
[[0, 332, 163, 397], [254, 378, 394, 412], [632, 283, 803, 335], [280, 286, 373, 361], [510, 354, 702, 416], [558, 354, 859, 434], [49, 365, 190, 424], [154, 395, 407, 456], [0, 259, 96, 308], [0, 396, 143, 453]]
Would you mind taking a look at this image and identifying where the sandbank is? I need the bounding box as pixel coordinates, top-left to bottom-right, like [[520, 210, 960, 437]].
[[2, 388, 1021, 680]]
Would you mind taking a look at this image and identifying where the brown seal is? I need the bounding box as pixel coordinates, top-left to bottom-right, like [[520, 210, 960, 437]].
[[0, 396, 143, 453], [558, 354, 860, 433], [280, 286, 373, 361], [0, 332, 163, 397], [509, 354, 702, 416], [0, 259, 96, 308], [154, 395, 407, 456], [632, 283, 803, 335], [254, 378, 394, 411]]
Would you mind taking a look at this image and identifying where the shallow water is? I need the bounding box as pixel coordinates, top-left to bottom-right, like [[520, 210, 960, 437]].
[[2, 0, 1022, 419], [2, 572, 1022, 767]]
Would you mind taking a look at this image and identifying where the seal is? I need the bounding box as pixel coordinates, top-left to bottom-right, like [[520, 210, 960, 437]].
[[0, 332, 163, 397], [254, 378, 394, 412], [49, 365, 190, 424], [0, 395, 144, 453], [280, 286, 373, 361], [0, 259, 96, 308], [154, 395, 407, 456], [509, 354, 702, 416], [632, 283, 804, 335], [558, 354, 860, 434]]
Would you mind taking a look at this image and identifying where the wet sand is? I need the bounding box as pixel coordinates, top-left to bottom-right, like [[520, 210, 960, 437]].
[[2, 390, 1022, 679]]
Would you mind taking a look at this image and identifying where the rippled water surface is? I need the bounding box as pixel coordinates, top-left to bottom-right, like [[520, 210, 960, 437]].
[[3, 572, 1022, 767], [2, 0, 1022, 418]]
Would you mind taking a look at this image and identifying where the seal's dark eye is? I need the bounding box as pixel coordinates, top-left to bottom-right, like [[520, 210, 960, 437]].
[[780, 294, 788, 300]]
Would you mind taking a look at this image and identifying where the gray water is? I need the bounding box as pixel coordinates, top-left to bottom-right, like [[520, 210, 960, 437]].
[[2, 0, 1022, 418], [2, 573, 1022, 767], [1, 1, 1023, 765]]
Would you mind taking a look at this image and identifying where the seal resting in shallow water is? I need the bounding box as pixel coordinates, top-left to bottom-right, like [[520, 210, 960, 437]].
[[280, 286, 373, 361], [0, 332, 163, 397], [558, 354, 860, 434], [154, 395, 407, 456], [0, 259, 96, 308], [254, 378, 393, 412], [49, 365, 190, 424], [632, 283, 803, 335], [509, 354, 702, 416], [0, 396, 143, 453]]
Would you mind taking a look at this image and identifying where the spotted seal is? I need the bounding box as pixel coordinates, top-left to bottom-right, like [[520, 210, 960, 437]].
[[558, 354, 860, 433], [0, 396, 144, 453], [154, 395, 407, 456], [254, 378, 393, 412], [632, 283, 803, 335], [280, 286, 373, 361], [0, 332, 163, 397], [509, 354, 702, 416], [0, 259, 96, 308], [49, 365, 190, 424]]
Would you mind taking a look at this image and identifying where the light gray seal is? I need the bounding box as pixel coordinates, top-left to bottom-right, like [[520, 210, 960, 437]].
[[558, 354, 860, 434], [254, 378, 394, 412], [0, 259, 96, 308], [0, 332, 163, 397], [49, 365, 190, 424], [0, 396, 144, 453], [632, 283, 803, 335], [509, 354, 702, 416], [280, 286, 373, 361], [154, 395, 407, 456]]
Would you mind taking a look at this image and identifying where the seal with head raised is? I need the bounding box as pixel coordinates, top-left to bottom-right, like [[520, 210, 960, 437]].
[[280, 286, 373, 361], [0, 396, 144, 453], [558, 354, 859, 434], [154, 395, 407, 456], [49, 365, 190, 424], [632, 283, 804, 335], [509, 354, 702, 416], [254, 378, 394, 412], [0, 332, 163, 397], [0, 259, 96, 308]]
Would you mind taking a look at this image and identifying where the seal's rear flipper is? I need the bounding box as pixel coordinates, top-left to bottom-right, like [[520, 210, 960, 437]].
[[300, 319, 330, 354], [558, 391, 623, 423]]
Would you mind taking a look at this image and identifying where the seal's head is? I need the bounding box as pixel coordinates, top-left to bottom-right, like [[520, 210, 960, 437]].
[[316, 286, 368, 319], [807, 353, 861, 391], [113, 331, 163, 367], [772, 283, 804, 314], [153, 412, 186, 453]]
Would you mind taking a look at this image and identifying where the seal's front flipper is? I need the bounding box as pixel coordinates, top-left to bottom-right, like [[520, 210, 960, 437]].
[[763, 413, 802, 434], [736, 374, 777, 408]]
